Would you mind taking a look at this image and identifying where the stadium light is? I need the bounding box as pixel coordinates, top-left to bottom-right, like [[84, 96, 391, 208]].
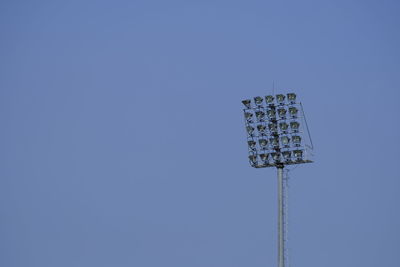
[[241, 92, 313, 267], [254, 96, 264, 106], [287, 93, 296, 103], [265, 95, 274, 104], [242, 99, 251, 109]]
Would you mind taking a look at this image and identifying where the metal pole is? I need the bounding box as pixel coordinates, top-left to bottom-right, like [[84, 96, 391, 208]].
[[277, 166, 284, 267]]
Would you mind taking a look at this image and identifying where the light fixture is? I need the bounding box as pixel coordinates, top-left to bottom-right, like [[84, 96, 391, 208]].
[[270, 137, 279, 147], [282, 151, 291, 161], [276, 94, 285, 104], [257, 124, 267, 135], [254, 96, 263, 106], [255, 111, 265, 122], [259, 139, 268, 149], [279, 122, 289, 131], [277, 108, 287, 119], [248, 140, 256, 150], [267, 109, 276, 119], [293, 150, 303, 161], [280, 136, 290, 147], [246, 126, 255, 135], [270, 152, 280, 162], [268, 123, 278, 132], [287, 93, 296, 103], [259, 153, 269, 162], [290, 121, 300, 132], [288, 107, 298, 118], [265, 95, 274, 104], [292, 135, 301, 146], [244, 112, 253, 122], [242, 99, 251, 109], [249, 154, 258, 164]]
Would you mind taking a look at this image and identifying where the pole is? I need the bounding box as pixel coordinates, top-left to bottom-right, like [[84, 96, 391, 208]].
[[277, 166, 284, 267]]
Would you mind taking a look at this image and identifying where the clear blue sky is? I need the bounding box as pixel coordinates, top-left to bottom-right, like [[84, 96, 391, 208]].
[[1, 1, 399, 266]]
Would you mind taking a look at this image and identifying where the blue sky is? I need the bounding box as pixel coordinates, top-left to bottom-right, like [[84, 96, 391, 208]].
[[1, 1, 399, 266]]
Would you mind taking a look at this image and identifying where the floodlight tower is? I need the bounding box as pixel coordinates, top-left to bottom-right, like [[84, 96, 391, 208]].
[[241, 93, 313, 267]]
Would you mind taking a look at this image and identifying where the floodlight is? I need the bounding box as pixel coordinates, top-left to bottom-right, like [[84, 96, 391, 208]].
[[293, 150, 303, 161], [270, 137, 279, 147], [287, 93, 296, 103], [288, 107, 298, 118], [259, 153, 269, 162], [279, 122, 289, 132], [270, 152, 280, 162], [267, 109, 276, 119], [290, 121, 299, 132], [255, 111, 265, 122], [241, 92, 314, 267], [292, 135, 301, 146], [244, 112, 253, 122], [242, 93, 312, 167], [280, 136, 290, 147], [265, 95, 274, 104], [248, 140, 256, 150], [268, 123, 278, 132], [282, 151, 291, 161], [276, 94, 285, 104], [259, 138, 268, 149], [242, 99, 251, 109], [242, 92, 312, 166], [246, 126, 255, 135], [277, 108, 287, 119], [249, 154, 257, 164], [257, 124, 267, 134], [254, 96, 263, 106]]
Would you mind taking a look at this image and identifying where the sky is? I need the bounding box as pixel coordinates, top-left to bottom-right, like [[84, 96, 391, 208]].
[[1, 0, 400, 266]]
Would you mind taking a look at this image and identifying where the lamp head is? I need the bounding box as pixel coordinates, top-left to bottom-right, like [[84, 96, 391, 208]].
[[276, 94, 285, 104], [265, 95, 274, 104], [287, 93, 296, 103], [254, 96, 263, 106], [242, 99, 251, 109]]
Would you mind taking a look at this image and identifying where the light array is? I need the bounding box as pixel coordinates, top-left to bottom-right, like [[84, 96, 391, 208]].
[[242, 93, 313, 168]]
